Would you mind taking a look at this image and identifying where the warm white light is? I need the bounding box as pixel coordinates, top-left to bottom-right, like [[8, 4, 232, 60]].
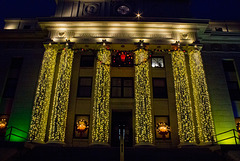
[[136, 12, 142, 19], [29, 44, 58, 142], [48, 47, 74, 142], [4, 24, 18, 30], [171, 50, 196, 143], [135, 49, 153, 144], [92, 48, 111, 143], [189, 49, 215, 143]]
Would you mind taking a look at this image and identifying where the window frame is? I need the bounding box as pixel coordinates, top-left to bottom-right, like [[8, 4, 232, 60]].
[[111, 77, 134, 98], [152, 78, 168, 98], [151, 56, 165, 68], [223, 60, 240, 101], [77, 77, 93, 98], [80, 55, 95, 67], [154, 115, 171, 140]]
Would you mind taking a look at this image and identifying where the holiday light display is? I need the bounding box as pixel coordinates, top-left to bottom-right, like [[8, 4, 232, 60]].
[[48, 47, 74, 142], [0, 119, 7, 129], [171, 50, 196, 143], [135, 49, 153, 144], [189, 49, 215, 143], [92, 47, 111, 143], [28, 44, 57, 142]]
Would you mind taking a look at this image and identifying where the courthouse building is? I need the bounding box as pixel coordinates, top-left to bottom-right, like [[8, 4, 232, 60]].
[[0, 0, 240, 148]]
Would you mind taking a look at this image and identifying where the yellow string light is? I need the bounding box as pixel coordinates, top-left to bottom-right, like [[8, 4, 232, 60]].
[[171, 50, 196, 143], [92, 47, 111, 143], [48, 47, 74, 142], [135, 49, 153, 144], [28, 44, 57, 142], [189, 49, 215, 143]]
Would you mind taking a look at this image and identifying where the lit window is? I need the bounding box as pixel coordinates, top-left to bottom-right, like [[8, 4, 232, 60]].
[[151, 57, 164, 68]]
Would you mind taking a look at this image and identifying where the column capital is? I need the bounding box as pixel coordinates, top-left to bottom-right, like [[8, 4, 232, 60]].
[[187, 44, 203, 53], [43, 41, 75, 51]]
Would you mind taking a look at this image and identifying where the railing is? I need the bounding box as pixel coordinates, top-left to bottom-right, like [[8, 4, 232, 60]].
[[3, 126, 28, 142], [213, 129, 239, 145]]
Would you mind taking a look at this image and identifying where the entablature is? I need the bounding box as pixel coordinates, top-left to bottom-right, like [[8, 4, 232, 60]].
[[38, 18, 208, 45]]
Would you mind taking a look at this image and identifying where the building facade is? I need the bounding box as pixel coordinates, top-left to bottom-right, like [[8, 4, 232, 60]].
[[0, 0, 240, 147]]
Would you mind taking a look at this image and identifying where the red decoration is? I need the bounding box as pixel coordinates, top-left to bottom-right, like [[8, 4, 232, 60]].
[[121, 54, 126, 62]]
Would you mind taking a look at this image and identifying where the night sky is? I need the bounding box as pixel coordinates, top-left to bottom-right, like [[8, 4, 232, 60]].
[[0, 0, 240, 29]]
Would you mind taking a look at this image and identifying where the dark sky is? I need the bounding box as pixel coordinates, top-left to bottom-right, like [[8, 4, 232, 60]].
[[0, 0, 240, 29], [0, 0, 56, 28]]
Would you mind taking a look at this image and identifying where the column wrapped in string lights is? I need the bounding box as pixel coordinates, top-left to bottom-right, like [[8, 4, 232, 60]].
[[135, 49, 153, 144], [28, 44, 58, 142], [92, 47, 111, 143], [171, 50, 196, 143], [189, 48, 215, 143], [48, 46, 74, 143]]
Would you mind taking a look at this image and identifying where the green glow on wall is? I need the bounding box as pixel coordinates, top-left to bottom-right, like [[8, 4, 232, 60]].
[[5, 107, 32, 142], [213, 117, 237, 144]]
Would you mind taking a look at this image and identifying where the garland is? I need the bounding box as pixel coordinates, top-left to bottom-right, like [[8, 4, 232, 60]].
[[75, 48, 182, 66]]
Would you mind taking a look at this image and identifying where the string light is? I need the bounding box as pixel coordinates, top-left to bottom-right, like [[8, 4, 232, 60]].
[[171, 50, 196, 143], [189, 49, 215, 143], [92, 47, 111, 143], [135, 49, 153, 144], [28, 44, 58, 142], [48, 47, 74, 142], [136, 12, 142, 19]]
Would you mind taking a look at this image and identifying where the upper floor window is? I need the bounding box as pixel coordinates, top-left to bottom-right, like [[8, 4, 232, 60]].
[[111, 77, 134, 98], [152, 78, 168, 98], [2, 57, 23, 99], [80, 55, 95, 67], [77, 77, 92, 97], [223, 60, 240, 101], [151, 57, 164, 68], [3, 78, 18, 98]]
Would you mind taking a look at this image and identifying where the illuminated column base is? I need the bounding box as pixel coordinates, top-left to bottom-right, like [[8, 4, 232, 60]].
[[28, 44, 58, 143], [48, 47, 74, 143], [189, 49, 215, 143], [134, 49, 153, 145], [92, 48, 111, 144], [171, 50, 196, 144]]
